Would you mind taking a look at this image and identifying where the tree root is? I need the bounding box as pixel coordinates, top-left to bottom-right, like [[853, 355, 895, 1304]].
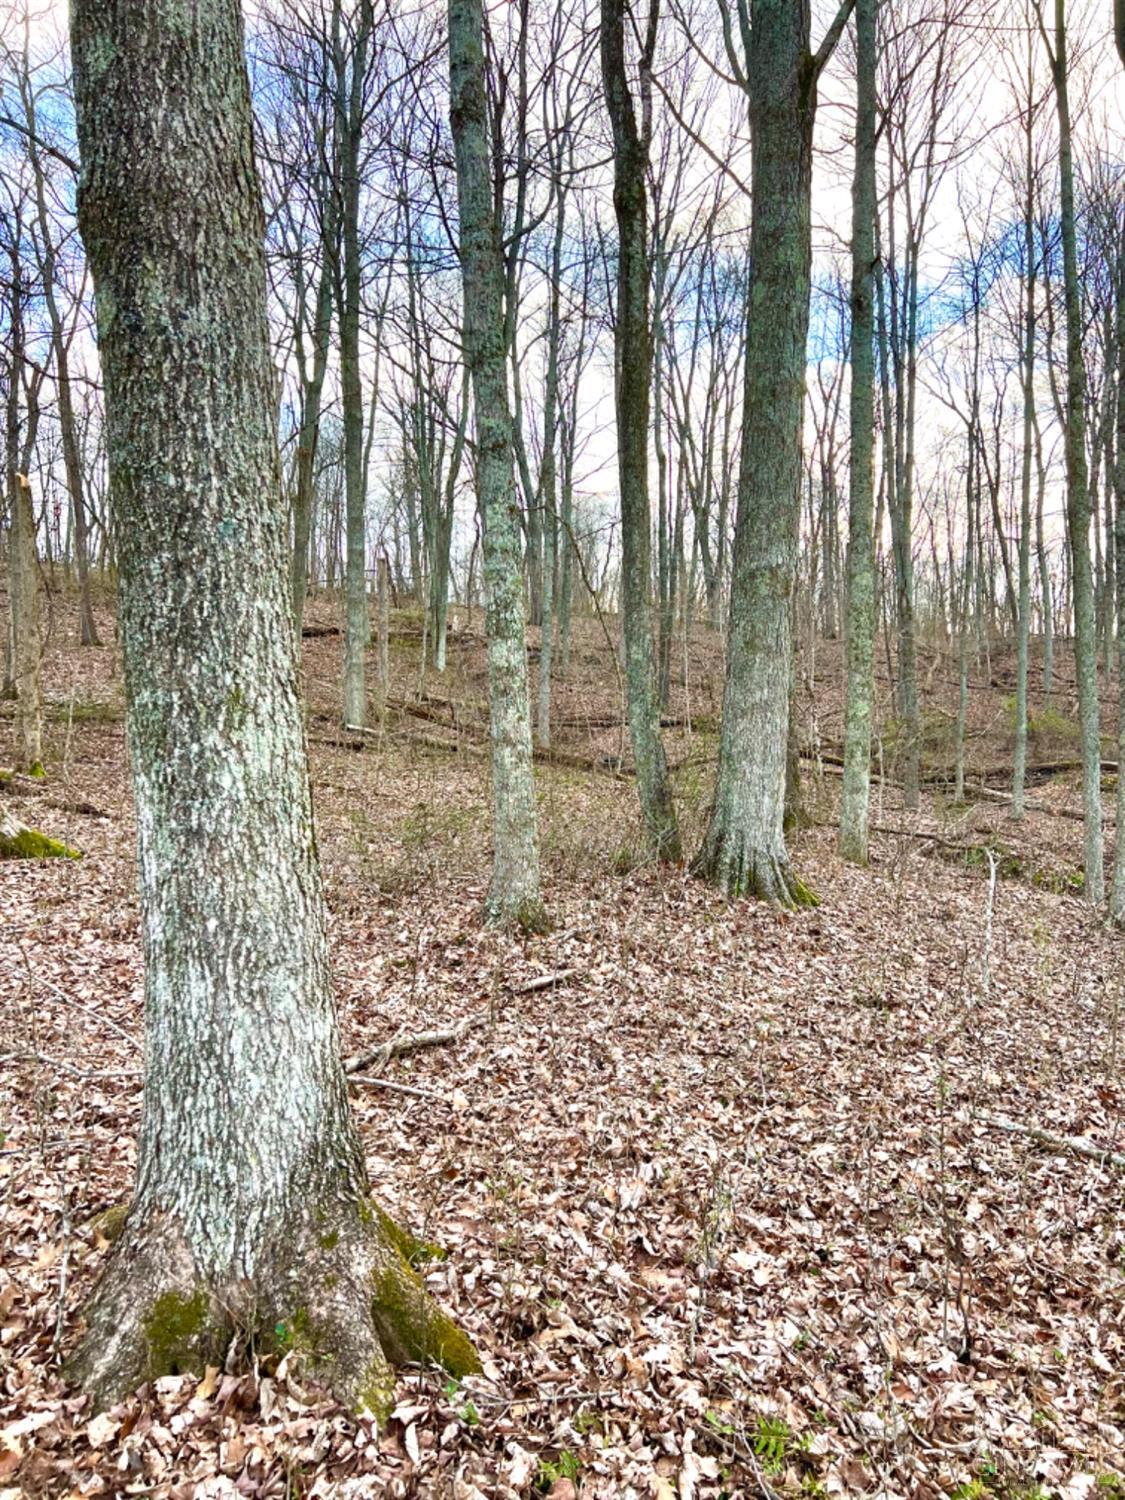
[[692, 829, 818, 909], [68, 1197, 480, 1419]]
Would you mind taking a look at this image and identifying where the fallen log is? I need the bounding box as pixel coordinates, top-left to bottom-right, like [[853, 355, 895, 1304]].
[[0, 807, 81, 859], [974, 1112, 1125, 1170]]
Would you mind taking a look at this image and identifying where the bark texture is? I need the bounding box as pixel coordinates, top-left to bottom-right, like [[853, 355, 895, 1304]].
[[449, 0, 545, 928], [68, 0, 478, 1413], [694, 0, 820, 904], [11, 473, 43, 776], [600, 0, 682, 862], [1049, 0, 1103, 901], [839, 0, 877, 865]]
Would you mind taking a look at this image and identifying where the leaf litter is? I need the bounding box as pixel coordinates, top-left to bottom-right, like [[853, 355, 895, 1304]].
[[1, 608, 1123, 1498]]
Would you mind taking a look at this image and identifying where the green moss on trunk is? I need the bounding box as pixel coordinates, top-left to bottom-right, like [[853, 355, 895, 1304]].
[[0, 823, 82, 859], [371, 1252, 481, 1379], [142, 1288, 215, 1377]]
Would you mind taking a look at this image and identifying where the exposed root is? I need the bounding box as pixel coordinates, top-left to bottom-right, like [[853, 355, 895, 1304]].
[[484, 889, 551, 934], [692, 829, 818, 909], [67, 1198, 480, 1420]]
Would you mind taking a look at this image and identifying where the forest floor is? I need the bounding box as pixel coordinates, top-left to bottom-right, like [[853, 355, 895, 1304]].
[[1, 592, 1123, 1500]]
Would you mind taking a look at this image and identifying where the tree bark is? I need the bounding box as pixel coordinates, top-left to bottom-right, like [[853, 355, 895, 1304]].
[[1047, 0, 1103, 900], [600, 0, 682, 862], [11, 474, 43, 776], [68, 0, 478, 1414], [449, 0, 546, 927], [839, 0, 877, 865], [694, 0, 829, 904]]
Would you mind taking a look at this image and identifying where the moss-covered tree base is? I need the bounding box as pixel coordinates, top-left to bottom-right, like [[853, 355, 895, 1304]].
[[693, 829, 818, 909], [484, 889, 552, 935], [67, 1198, 480, 1420], [0, 809, 81, 859]]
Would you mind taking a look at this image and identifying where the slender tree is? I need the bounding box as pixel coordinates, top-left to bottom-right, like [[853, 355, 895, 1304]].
[[10, 471, 42, 774], [67, 0, 478, 1412], [839, 0, 878, 864], [334, 0, 374, 727], [1037, 0, 1103, 900], [600, 0, 681, 861], [449, 0, 546, 927]]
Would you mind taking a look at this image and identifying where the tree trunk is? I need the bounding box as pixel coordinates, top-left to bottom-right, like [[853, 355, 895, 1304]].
[[1012, 67, 1036, 823], [1108, 242, 1125, 920], [22, 77, 101, 649], [11, 473, 43, 776], [0, 805, 79, 858], [839, 0, 877, 865], [292, 249, 334, 638], [600, 0, 681, 862], [68, 0, 478, 1414], [449, 0, 546, 928], [1050, 0, 1103, 901], [694, 0, 827, 904], [336, 0, 371, 728]]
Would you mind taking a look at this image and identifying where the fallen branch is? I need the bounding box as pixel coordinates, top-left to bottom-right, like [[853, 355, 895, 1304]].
[[510, 968, 578, 994], [344, 1014, 481, 1076], [974, 1112, 1125, 1170], [348, 1076, 445, 1101], [344, 976, 576, 1076]]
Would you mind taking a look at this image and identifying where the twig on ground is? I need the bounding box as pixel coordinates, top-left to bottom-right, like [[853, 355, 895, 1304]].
[[969, 1112, 1125, 1169], [348, 1077, 446, 1101], [344, 1014, 482, 1076]]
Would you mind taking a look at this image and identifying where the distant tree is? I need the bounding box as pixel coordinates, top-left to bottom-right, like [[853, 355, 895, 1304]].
[[600, 0, 681, 861], [695, 0, 853, 902], [1036, 0, 1103, 901], [840, 0, 878, 865], [10, 472, 41, 774], [449, 0, 546, 927], [67, 0, 478, 1412]]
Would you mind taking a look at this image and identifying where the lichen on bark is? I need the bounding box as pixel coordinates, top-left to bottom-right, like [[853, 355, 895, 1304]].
[[67, 0, 479, 1423]]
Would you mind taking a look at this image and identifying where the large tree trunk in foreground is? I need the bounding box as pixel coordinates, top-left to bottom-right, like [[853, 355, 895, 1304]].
[[600, 0, 682, 862], [11, 473, 43, 776], [449, 0, 546, 928], [68, 0, 478, 1415], [838, 0, 877, 865], [694, 0, 829, 904]]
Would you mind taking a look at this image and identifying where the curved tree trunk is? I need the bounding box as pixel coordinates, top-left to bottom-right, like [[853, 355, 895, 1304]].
[[449, 0, 545, 928], [68, 0, 478, 1415]]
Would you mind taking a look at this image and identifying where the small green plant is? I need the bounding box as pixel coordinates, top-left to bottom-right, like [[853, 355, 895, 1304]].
[[1096, 1477, 1125, 1500], [951, 1482, 991, 1500], [752, 1416, 792, 1475], [443, 1376, 479, 1426], [537, 1450, 580, 1490], [705, 1409, 735, 1437]]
